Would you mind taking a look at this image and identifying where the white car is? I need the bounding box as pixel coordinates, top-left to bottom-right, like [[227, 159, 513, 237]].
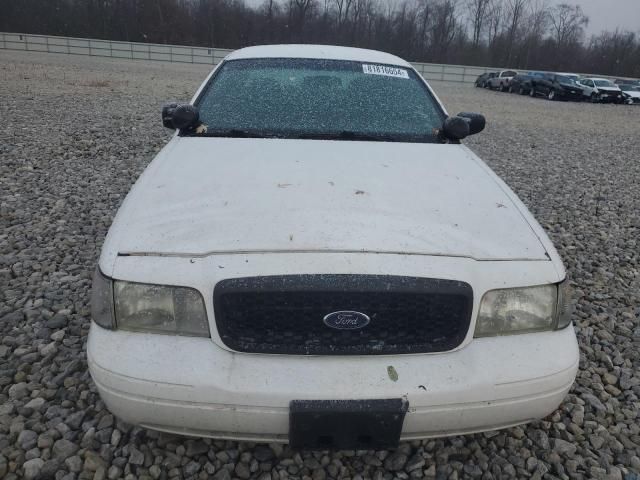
[[89, 45, 578, 449], [486, 70, 518, 91], [618, 84, 640, 104], [577, 77, 624, 103]]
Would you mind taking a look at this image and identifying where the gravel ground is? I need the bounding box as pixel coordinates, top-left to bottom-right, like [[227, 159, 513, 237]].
[[1, 50, 639, 480]]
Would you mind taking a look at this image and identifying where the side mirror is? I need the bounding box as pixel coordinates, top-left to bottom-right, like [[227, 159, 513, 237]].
[[162, 103, 178, 129], [457, 112, 486, 135], [162, 103, 200, 131], [442, 116, 470, 141]]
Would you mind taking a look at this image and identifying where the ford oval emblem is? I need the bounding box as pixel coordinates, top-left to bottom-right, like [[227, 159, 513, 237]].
[[323, 311, 370, 330]]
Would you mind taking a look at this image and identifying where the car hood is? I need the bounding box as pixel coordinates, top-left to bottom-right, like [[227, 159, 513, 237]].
[[103, 138, 549, 262], [623, 90, 640, 98], [598, 86, 621, 92]]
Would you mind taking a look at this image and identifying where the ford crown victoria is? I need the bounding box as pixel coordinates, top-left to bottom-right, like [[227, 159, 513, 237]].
[[89, 45, 579, 449]]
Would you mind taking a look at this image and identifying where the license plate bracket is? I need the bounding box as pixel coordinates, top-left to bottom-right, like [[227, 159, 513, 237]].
[[289, 398, 408, 450]]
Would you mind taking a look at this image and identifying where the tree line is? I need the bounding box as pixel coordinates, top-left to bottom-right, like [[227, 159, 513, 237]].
[[1, 0, 639, 78]]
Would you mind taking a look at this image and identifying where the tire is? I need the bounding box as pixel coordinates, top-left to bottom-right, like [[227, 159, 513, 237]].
[[500, 84, 506, 92], [590, 92, 599, 103], [518, 86, 525, 95], [509, 85, 514, 93], [548, 89, 556, 101], [529, 87, 536, 98]]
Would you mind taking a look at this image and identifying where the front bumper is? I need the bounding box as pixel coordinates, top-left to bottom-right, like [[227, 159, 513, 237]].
[[559, 89, 584, 101], [599, 92, 624, 103], [88, 324, 579, 442]]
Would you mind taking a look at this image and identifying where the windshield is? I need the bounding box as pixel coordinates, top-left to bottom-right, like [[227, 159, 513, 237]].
[[194, 58, 445, 142], [594, 79, 614, 87], [556, 75, 575, 84]]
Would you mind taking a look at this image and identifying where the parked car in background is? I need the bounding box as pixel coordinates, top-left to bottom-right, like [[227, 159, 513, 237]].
[[508, 74, 534, 95], [557, 73, 581, 83], [475, 72, 496, 88], [530, 73, 584, 101], [614, 79, 640, 87], [487, 70, 518, 91], [577, 78, 624, 103], [618, 84, 640, 104]]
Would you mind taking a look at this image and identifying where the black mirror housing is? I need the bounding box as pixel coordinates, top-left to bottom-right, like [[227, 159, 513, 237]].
[[457, 112, 486, 135], [162, 103, 200, 131], [442, 116, 470, 141], [162, 103, 178, 130]]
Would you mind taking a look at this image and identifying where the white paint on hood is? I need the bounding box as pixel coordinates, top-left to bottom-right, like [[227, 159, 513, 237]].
[[102, 138, 550, 266]]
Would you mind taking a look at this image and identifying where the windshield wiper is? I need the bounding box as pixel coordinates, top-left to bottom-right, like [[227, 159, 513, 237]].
[[183, 128, 283, 139], [294, 131, 400, 142]]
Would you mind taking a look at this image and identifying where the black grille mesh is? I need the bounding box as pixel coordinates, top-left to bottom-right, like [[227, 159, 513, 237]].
[[214, 275, 473, 355]]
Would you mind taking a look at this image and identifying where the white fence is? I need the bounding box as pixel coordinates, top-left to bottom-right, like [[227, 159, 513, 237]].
[[0, 32, 493, 83]]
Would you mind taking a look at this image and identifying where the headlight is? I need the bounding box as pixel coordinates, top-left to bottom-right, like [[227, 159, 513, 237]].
[[114, 281, 210, 337], [91, 268, 115, 329], [474, 283, 570, 337]]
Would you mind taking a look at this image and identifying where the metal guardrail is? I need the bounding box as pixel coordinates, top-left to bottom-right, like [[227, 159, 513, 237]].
[[0, 31, 495, 83]]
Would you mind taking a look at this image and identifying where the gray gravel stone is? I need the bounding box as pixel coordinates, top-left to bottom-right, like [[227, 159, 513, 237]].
[[65, 455, 83, 472], [52, 439, 79, 460], [18, 429, 38, 450], [186, 439, 209, 457], [553, 438, 578, 457], [8, 382, 28, 399], [129, 447, 145, 466], [23, 458, 44, 480], [184, 460, 201, 476], [384, 452, 408, 471], [40, 460, 60, 479], [235, 461, 251, 479], [24, 397, 46, 410], [213, 468, 232, 480]]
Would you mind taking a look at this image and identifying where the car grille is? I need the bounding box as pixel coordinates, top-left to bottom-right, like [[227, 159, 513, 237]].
[[213, 275, 473, 355]]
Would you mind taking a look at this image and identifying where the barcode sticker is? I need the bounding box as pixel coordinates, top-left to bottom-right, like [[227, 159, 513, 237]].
[[362, 64, 409, 79]]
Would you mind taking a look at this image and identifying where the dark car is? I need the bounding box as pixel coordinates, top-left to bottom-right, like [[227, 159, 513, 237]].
[[475, 72, 496, 88], [508, 74, 534, 95], [530, 74, 584, 101]]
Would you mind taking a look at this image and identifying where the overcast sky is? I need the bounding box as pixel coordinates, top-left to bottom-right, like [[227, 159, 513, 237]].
[[576, 0, 639, 34]]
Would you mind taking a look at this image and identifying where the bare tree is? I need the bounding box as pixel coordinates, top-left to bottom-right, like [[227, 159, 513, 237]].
[[334, 0, 354, 31], [430, 0, 459, 62], [466, 0, 491, 47], [486, 0, 502, 48], [587, 29, 636, 76], [550, 3, 588, 47], [503, 0, 527, 63], [520, 0, 550, 68]]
